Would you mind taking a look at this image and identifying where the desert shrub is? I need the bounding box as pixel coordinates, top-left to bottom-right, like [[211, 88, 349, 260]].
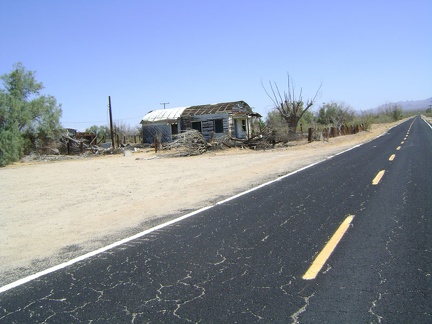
[[352, 113, 374, 131]]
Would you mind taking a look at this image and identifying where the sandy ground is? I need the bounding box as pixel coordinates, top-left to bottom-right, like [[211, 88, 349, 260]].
[[0, 120, 412, 286]]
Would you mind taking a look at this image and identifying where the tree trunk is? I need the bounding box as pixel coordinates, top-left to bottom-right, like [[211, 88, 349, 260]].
[[285, 115, 299, 139]]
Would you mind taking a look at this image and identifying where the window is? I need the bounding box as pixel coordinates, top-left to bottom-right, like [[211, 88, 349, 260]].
[[241, 119, 247, 131], [214, 119, 224, 133], [192, 121, 202, 132]]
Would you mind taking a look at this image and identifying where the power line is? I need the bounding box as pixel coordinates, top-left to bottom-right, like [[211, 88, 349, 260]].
[[62, 121, 106, 124], [114, 115, 143, 121], [62, 115, 143, 124]]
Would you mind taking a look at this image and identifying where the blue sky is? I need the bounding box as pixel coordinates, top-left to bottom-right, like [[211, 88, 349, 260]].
[[1, 0, 431, 131]]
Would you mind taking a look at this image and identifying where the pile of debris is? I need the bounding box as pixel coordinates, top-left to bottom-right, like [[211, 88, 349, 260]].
[[162, 130, 208, 156], [207, 134, 235, 149], [59, 134, 101, 155]]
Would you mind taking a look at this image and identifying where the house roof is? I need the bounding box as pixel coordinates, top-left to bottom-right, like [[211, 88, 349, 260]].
[[141, 106, 188, 123], [141, 101, 256, 123], [181, 101, 252, 116]]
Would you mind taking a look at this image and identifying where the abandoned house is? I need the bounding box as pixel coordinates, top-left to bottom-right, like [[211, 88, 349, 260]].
[[140, 101, 261, 143]]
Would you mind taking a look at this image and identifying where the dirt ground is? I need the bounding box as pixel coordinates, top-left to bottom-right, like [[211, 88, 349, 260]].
[[0, 120, 411, 286]]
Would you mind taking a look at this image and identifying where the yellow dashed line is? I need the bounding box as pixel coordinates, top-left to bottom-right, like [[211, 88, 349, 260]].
[[389, 154, 395, 161], [303, 215, 355, 280], [396, 146, 401, 150], [372, 170, 385, 185]]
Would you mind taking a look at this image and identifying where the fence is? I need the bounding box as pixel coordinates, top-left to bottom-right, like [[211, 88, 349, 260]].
[[97, 134, 142, 147], [307, 124, 366, 143]]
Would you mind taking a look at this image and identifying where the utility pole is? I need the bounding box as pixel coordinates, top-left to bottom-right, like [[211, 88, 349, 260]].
[[160, 102, 169, 109], [108, 96, 115, 149]]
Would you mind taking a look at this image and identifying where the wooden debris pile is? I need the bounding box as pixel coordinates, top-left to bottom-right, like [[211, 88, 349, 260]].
[[242, 135, 274, 150], [59, 134, 102, 155], [207, 134, 235, 149], [206, 129, 275, 151], [235, 126, 276, 150], [163, 130, 208, 156]]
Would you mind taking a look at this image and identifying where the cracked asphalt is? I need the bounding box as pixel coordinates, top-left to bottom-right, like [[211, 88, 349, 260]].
[[1, 117, 431, 322]]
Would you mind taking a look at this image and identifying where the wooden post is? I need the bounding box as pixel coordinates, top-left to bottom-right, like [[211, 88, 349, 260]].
[[108, 96, 115, 149], [154, 138, 158, 153], [67, 140, 70, 155], [308, 128, 313, 143], [330, 127, 337, 137]]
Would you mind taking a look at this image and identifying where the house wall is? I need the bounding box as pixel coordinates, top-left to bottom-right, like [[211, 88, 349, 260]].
[[142, 110, 258, 143], [182, 113, 230, 140], [142, 123, 171, 143]]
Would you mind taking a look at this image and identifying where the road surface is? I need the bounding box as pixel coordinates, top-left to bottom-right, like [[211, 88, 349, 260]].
[[1, 116, 431, 323]]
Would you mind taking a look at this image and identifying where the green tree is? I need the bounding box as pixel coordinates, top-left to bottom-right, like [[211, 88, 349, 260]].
[[299, 109, 314, 126], [265, 109, 288, 142], [85, 125, 111, 142], [266, 109, 286, 131], [384, 104, 403, 121], [86, 125, 100, 135], [317, 102, 355, 126], [0, 63, 62, 166]]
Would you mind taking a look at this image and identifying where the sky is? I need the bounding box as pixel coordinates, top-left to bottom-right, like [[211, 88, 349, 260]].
[[1, 0, 431, 131]]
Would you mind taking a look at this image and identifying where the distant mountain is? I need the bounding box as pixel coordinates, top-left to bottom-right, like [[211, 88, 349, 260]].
[[372, 97, 432, 113]]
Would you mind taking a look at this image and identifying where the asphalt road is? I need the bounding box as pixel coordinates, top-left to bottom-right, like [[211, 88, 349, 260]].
[[1, 117, 431, 323]]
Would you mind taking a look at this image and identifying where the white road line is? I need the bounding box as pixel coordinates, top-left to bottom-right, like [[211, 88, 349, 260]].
[[422, 117, 432, 130]]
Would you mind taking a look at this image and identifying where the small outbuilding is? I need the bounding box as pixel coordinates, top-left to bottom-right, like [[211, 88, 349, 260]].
[[140, 101, 261, 143]]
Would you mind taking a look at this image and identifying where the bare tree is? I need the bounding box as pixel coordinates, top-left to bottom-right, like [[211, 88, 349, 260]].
[[263, 74, 322, 138]]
